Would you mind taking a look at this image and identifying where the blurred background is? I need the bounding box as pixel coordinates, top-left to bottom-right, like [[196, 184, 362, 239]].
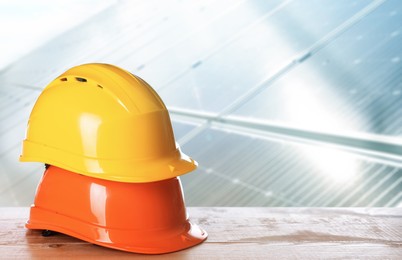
[[0, 0, 401, 207]]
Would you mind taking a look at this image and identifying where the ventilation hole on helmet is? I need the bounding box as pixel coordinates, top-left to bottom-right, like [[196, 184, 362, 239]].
[[97, 84, 103, 89], [60, 77, 67, 81], [75, 77, 87, 82]]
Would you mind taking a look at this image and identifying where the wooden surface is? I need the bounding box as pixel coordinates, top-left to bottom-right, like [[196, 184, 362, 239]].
[[0, 208, 401, 259]]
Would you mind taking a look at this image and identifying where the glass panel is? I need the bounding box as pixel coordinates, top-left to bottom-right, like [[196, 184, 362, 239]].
[[0, 0, 229, 86], [230, 0, 402, 136], [171, 120, 199, 140], [157, 0, 373, 112], [180, 127, 402, 206], [128, 0, 284, 86]]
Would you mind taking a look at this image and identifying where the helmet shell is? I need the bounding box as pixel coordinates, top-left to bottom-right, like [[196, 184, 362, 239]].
[[20, 63, 197, 182], [26, 166, 207, 254]]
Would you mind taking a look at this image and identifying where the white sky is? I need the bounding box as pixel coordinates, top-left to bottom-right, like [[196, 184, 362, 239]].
[[0, 0, 115, 70]]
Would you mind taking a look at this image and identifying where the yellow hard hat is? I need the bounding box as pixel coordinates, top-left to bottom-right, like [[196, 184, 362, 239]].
[[20, 63, 197, 183]]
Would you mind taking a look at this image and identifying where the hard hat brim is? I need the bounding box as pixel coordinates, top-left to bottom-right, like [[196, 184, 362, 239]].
[[20, 141, 198, 183], [27, 208, 207, 254]]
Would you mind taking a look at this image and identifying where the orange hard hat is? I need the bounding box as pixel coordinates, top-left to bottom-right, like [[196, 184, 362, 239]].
[[26, 166, 207, 254]]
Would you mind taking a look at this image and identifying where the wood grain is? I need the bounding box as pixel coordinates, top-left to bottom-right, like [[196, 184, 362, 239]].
[[0, 208, 401, 259]]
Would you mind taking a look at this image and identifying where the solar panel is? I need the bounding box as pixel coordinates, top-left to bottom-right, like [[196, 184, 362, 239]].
[[0, 0, 401, 206]]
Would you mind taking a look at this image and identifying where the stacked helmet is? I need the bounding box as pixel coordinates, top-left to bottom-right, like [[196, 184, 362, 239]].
[[20, 63, 197, 183], [27, 166, 207, 254]]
